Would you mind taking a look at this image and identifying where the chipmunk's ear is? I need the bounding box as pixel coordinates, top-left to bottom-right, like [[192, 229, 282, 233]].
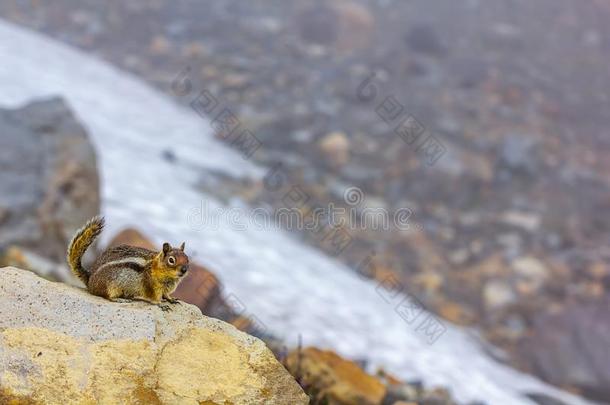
[[180, 242, 186, 251], [162, 243, 171, 256]]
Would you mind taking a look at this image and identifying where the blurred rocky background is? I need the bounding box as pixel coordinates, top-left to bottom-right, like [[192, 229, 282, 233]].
[[0, 98, 100, 282], [1, 0, 609, 403], [0, 97, 459, 404]]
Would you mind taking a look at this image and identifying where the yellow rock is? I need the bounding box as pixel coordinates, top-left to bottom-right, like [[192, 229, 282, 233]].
[[286, 347, 386, 405], [0, 267, 307, 405], [318, 131, 351, 168]]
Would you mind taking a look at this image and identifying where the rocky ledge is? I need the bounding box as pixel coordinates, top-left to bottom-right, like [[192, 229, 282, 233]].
[[0, 267, 308, 405]]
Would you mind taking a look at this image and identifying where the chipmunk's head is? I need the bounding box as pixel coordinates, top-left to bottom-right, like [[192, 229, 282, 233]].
[[160, 242, 190, 278]]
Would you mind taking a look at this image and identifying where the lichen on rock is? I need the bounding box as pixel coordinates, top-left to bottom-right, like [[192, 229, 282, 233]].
[[0, 267, 308, 405], [286, 347, 386, 405]]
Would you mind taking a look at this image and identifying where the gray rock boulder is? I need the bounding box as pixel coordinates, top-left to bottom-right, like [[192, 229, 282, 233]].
[[0, 267, 308, 404], [0, 98, 100, 266], [518, 296, 610, 403]]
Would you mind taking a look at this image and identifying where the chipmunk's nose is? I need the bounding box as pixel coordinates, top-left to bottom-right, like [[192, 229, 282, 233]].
[[180, 265, 189, 275]]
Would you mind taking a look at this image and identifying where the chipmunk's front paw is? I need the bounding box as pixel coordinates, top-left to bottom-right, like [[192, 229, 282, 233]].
[[163, 296, 181, 304], [158, 304, 173, 312]]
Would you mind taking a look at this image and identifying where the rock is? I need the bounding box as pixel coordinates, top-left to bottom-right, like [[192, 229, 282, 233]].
[[490, 22, 523, 48], [496, 232, 523, 258], [161, 149, 177, 163], [413, 271, 443, 294], [174, 263, 222, 315], [318, 131, 351, 168], [518, 296, 610, 402], [452, 58, 489, 89], [438, 300, 476, 325], [149, 35, 171, 56], [525, 393, 572, 405], [471, 254, 508, 278], [0, 98, 100, 266], [296, 3, 340, 46], [382, 383, 419, 404], [0, 246, 66, 282], [460, 150, 494, 183], [0, 207, 8, 225], [286, 347, 386, 405], [181, 41, 207, 59], [332, 1, 375, 52], [448, 249, 470, 265], [222, 73, 250, 90], [379, 369, 457, 405], [295, 1, 374, 52], [500, 211, 542, 233], [0, 267, 308, 404], [108, 229, 221, 315], [108, 228, 156, 250], [587, 261, 608, 280], [511, 256, 550, 293], [419, 388, 453, 404], [483, 280, 517, 311], [498, 135, 540, 175], [405, 24, 447, 56]]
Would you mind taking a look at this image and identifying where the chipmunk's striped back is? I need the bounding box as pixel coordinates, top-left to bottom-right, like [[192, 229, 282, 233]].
[[90, 245, 156, 274], [86, 246, 156, 299], [66, 216, 190, 304]]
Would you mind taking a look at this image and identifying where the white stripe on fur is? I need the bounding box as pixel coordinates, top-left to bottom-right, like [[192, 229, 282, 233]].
[[96, 256, 148, 271]]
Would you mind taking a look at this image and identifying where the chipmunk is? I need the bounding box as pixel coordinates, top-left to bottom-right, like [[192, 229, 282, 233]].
[[67, 216, 189, 308]]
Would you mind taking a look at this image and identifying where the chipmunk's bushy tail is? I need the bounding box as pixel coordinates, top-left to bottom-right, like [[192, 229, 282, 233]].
[[67, 216, 105, 285]]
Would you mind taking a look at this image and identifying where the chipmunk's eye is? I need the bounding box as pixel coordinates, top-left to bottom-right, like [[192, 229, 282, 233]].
[[168, 256, 176, 266]]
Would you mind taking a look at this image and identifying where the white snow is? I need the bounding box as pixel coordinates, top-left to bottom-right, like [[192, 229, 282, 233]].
[[0, 19, 593, 405]]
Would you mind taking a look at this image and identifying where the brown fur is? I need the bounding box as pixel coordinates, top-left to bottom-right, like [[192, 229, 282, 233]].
[[67, 216, 105, 284], [66, 216, 190, 304]]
